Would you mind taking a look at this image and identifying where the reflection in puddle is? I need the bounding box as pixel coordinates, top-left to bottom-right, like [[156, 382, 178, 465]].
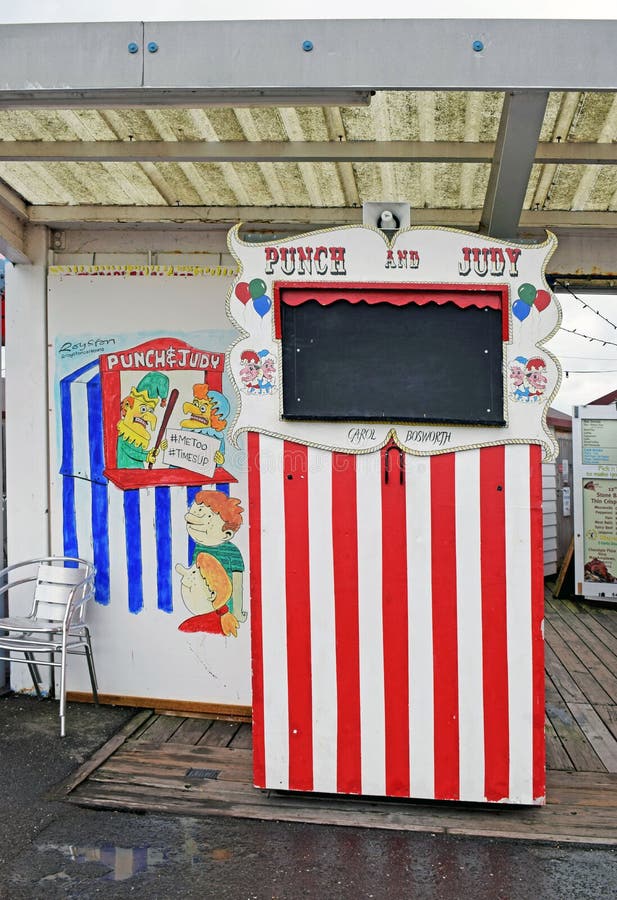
[[39, 843, 165, 882]]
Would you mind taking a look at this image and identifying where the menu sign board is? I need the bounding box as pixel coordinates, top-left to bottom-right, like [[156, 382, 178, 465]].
[[582, 419, 617, 466], [582, 478, 617, 583]]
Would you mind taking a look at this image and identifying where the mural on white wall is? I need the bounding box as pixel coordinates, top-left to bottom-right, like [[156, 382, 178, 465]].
[[48, 267, 250, 706]]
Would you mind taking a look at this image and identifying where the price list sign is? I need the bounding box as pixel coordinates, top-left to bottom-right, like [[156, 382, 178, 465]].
[[582, 418, 617, 466], [582, 478, 617, 583]]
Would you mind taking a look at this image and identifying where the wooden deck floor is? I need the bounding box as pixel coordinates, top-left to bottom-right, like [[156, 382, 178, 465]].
[[544, 594, 617, 774], [62, 591, 617, 845]]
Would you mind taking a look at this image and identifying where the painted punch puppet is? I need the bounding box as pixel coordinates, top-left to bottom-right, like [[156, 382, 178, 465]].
[[117, 372, 169, 468], [525, 357, 548, 402], [176, 491, 246, 632], [180, 382, 230, 466]]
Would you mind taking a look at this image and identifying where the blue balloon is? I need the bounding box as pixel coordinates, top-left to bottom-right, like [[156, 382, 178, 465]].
[[253, 294, 272, 319], [512, 299, 531, 322]]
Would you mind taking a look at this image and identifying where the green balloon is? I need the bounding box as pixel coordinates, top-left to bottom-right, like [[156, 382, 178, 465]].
[[518, 282, 537, 305], [249, 278, 267, 300]]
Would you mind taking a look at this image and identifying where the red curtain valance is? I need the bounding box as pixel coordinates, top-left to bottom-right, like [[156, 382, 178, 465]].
[[280, 287, 502, 311]]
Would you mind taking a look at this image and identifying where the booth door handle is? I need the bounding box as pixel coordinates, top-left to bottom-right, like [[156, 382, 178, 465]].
[[384, 447, 405, 486]]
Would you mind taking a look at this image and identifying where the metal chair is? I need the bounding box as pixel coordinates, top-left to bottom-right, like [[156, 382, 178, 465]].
[[0, 557, 98, 736]]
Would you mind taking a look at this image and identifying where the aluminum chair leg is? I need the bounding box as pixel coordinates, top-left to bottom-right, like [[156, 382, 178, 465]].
[[59, 634, 68, 738], [24, 652, 43, 699], [83, 630, 99, 705]]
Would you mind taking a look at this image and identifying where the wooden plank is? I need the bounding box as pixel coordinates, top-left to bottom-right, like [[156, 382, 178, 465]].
[[596, 705, 617, 741], [547, 769, 617, 790], [567, 702, 617, 773], [113, 743, 253, 770], [165, 717, 214, 745], [547, 613, 617, 700], [589, 606, 617, 642], [66, 691, 251, 720], [549, 597, 617, 669], [553, 537, 574, 599], [544, 644, 588, 705], [130, 712, 160, 740], [545, 699, 607, 773], [544, 620, 613, 705], [89, 769, 256, 797], [229, 722, 253, 750], [100, 752, 253, 782], [136, 714, 183, 744], [545, 715, 574, 771], [197, 719, 241, 747], [573, 612, 617, 659], [49, 709, 154, 798], [67, 777, 617, 845]]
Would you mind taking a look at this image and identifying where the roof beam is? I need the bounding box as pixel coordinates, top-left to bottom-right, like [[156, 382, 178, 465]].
[[0, 141, 493, 163], [0, 177, 29, 262], [480, 91, 548, 240], [28, 204, 617, 232], [2, 20, 617, 100], [0, 177, 28, 220], [0, 204, 29, 263], [3, 140, 617, 165]]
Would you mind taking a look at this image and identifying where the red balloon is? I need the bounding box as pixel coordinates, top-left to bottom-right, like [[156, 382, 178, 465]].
[[234, 282, 251, 304], [534, 290, 551, 312]]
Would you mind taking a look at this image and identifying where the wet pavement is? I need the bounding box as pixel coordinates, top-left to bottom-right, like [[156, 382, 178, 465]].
[[1, 694, 616, 899]]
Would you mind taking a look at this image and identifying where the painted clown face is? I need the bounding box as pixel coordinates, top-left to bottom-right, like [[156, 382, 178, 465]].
[[261, 357, 276, 380], [527, 367, 547, 392], [119, 389, 158, 447], [184, 501, 231, 546], [240, 362, 259, 385], [509, 363, 525, 387]]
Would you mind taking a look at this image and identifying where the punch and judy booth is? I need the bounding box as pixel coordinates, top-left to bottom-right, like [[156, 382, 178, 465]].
[[228, 225, 560, 806]]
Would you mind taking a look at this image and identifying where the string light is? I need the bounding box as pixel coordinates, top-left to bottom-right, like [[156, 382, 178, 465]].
[[558, 326, 617, 348], [554, 280, 617, 331], [562, 368, 617, 374]]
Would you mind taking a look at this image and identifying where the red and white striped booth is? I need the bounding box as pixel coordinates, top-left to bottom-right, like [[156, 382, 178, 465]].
[[228, 225, 560, 805]]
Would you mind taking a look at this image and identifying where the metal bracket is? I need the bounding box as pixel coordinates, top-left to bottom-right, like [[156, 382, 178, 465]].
[[51, 230, 66, 251]]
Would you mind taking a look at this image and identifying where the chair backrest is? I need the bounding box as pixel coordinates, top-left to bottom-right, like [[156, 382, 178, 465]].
[[33, 562, 94, 623]]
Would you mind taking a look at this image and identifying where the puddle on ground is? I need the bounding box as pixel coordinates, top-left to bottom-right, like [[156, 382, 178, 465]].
[[37, 840, 235, 882], [38, 843, 166, 882]]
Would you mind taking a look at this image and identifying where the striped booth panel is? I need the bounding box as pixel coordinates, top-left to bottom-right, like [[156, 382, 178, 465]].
[[248, 433, 545, 805]]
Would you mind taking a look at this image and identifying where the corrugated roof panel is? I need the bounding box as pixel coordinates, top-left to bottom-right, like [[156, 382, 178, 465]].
[[291, 107, 332, 141], [349, 162, 386, 203], [266, 162, 312, 206], [539, 92, 566, 141], [524, 163, 543, 210], [541, 163, 583, 210], [182, 107, 246, 141], [153, 162, 208, 205], [0, 162, 62, 204], [582, 166, 617, 210], [237, 107, 288, 142], [569, 93, 617, 141], [0, 91, 614, 217]]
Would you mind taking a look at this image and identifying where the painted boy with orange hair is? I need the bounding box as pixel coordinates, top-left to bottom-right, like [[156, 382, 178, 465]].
[[176, 552, 239, 636], [179, 490, 246, 623]]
